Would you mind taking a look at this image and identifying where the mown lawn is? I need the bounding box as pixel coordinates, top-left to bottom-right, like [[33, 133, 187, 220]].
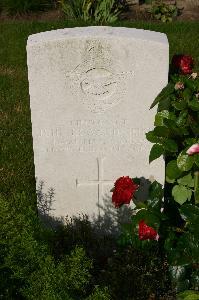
[[0, 20, 199, 199]]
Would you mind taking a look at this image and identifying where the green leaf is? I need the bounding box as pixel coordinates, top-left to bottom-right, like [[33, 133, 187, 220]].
[[154, 126, 169, 137], [154, 110, 175, 126], [131, 209, 160, 229], [158, 96, 171, 111], [163, 119, 186, 136], [164, 139, 178, 152], [183, 88, 192, 101], [188, 99, 199, 111], [154, 110, 170, 126], [185, 77, 198, 91], [148, 181, 164, 203], [172, 185, 192, 205], [145, 131, 163, 143], [172, 99, 187, 110], [177, 174, 194, 187], [150, 82, 174, 109], [149, 144, 164, 163], [147, 183, 163, 211], [166, 160, 182, 179], [166, 176, 175, 183], [176, 111, 188, 127], [177, 150, 194, 172], [132, 177, 141, 186]]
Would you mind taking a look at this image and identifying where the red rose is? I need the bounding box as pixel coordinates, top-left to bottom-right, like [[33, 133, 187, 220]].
[[172, 54, 194, 75], [138, 220, 159, 241], [112, 176, 139, 208]]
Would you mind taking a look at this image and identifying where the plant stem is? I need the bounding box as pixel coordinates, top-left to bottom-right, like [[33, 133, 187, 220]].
[[194, 171, 199, 204]]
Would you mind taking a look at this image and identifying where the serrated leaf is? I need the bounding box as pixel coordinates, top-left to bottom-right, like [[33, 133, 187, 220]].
[[172, 185, 192, 205], [183, 88, 192, 101], [185, 77, 198, 91], [172, 100, 187, 110], [154, 110, 176, 127], [150, 82, 174, 109], [131, 209, 160, 229], [166, 160, 182, 179], [154, 110, 170, 126], [158, 96, 171, 111], [177, 174, 194, 187], [166, 176, 175, 183], [149, 144, 164, 163], [149, 181, 163, 200], [132, 177, 141, 186], [163, 118, 176, 128], [188, 99, 199, 111], [145, 131, 163, 143], [164, 139, 178, 152], [147, 181, 163, 211], [163, 119, 185, 136], [176, 111, 188, 127], [177, 150, 194, 172], [154, 126, 169, 137]]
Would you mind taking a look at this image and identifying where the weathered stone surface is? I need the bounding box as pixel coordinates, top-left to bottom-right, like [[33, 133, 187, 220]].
[[27, 26, 169, 220]]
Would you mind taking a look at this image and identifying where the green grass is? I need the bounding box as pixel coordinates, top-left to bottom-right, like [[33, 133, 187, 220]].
[[0, 20, 199, 199]]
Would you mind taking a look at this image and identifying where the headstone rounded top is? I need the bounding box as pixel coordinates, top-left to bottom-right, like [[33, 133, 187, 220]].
[[27, 26, 168, 46], [27, 23, 169, 219]]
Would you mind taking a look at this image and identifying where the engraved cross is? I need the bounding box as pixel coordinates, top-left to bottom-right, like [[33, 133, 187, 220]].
[[76, 157, 114, 203]]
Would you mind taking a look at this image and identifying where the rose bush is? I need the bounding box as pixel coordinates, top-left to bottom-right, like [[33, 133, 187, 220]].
[[111, 54, 199, 295]]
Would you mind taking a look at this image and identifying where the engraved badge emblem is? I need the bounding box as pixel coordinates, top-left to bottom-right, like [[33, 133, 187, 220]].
[[80, 68, 116, 99], [66, 41, 134, 113]]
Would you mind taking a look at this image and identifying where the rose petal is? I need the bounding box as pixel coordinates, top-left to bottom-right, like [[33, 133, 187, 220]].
[[138, 220, 159, 241], [186, 144, 199, 155]]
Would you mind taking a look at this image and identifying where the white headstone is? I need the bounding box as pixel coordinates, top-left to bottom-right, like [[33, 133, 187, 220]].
[[27, 26, 168, 220]]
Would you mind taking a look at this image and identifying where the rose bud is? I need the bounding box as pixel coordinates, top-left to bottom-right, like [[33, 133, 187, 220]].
[[186, 144, 199, 155], [112, 176, 139, 208], [172, 54, 194, 75], [174, 81, 184, 90], [138, 220, 159, 241]]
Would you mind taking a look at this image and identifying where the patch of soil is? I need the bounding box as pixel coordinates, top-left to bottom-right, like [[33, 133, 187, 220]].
[[0, 8, 64, 22]]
